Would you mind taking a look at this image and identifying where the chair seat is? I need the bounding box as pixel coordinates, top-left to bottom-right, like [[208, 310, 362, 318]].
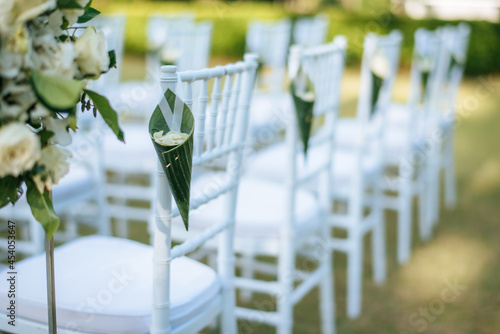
[[245, 142, 381, 191], [248, 91, 291, 142], [180, 175, 321, 239], [0, 236, 220, 333], [103, 123, 157, 173], [107, 81, 162, 121]]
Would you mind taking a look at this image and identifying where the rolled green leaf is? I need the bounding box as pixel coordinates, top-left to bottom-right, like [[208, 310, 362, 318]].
[[149, 89, 194, 231], [421, 70, 430, 103], [370, 72, 383, 117], [290, 82, 314, 157]]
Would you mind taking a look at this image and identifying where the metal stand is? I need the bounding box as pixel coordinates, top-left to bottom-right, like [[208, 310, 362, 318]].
[[45, 235, 57, 333]]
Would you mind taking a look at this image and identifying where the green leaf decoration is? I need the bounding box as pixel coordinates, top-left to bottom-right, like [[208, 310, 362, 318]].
[[290, 68, 315, 156], [32, 71, 84, 111], [25, 179, 60, 238], [108, 50, 117, 69], [0, 177, 23, 208], [77, 7, 101, 23], [57, 0, 82, 9], [370, 72, 383, 117], [420, 70, 430, 104], [84, 89, 125, 142], [149, 89, 195, 231]]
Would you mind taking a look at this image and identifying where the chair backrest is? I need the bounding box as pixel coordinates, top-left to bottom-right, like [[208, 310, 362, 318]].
[[440, 23, 471, 118], [150, 54, 258, 332], [246, 19, 292, 91], [146, 16, 213, 77], [357, 30, 403, 140], [293, 14, 329, 47], [285, 36, 347, 224]]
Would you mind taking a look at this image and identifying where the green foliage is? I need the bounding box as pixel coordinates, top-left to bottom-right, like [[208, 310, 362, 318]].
[[77, 7, 101, 23], [31, 71, 84, 111], [84, 89, 125, 142], [0, 177, 22, 208], [25, 178, 60, 238], [101, 2, 500, 75]]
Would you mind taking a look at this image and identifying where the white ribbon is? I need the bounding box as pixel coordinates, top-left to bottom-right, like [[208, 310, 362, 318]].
[[158, 73, 185, 132]]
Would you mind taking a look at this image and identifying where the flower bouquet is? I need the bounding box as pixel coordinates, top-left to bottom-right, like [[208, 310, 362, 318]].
[[0, 0, 123, 330]]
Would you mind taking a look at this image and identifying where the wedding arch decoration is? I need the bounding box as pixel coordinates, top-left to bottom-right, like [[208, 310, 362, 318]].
[[0, 0, 123, 331]]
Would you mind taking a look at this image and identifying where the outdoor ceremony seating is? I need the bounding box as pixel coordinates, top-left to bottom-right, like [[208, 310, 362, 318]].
[[246, 30, 403, 318], [0, 54, 258, 333]]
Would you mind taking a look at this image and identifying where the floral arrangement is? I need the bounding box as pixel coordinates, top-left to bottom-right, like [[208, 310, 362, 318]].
[[0, 0, 123, 238]]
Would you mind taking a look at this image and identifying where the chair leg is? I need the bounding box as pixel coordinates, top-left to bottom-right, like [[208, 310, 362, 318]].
[[372, 178, 386, 283], [397, 181, 412, 265], [444, 135, 457, 209], [240, 253, 254, 303], [277, 239, 295, 334], [319, 228, 335, 334], [418, 168, 431, 242], [347, 234, 363, 319]]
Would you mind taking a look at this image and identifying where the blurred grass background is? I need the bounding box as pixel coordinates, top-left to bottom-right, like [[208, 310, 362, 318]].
[[99, 0, 500, 76]]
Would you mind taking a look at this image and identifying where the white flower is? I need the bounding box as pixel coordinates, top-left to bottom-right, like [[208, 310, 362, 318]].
[[44, 117, 72, 146], [0, 0, 56, 35], [32, 145, 71, 193], [160, 47, 180, 65], [0, 80, 36, 121], [370, 52, 390, 79], [30, 103, 51, 121], [153, 130, 189, 146], [0, 122, 41, 178], [74, 27, 109, 79], [30, 36, 77, 79], [61, 0, 89, 27]]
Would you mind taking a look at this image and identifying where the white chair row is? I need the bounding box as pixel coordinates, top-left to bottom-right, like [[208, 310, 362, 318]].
[[0, 21, 470, 333]]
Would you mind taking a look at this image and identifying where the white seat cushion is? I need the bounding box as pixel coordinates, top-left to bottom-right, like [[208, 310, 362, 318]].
[[181, 175, 321, 239], [107, 81, 162, 120], [248, 91, 291, 143], [0, 236, 220, 333], [245, 142, 381, 191], [103, 123, 157, 173]]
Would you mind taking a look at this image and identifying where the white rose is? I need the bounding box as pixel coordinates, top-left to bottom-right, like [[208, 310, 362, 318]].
[[74, 27, 110, 79], [0, 80, 36, 121], [0, 0, 56, 34], [61, 0, 89, 27], [30, 36, 77, 79], [32, 145, 71, 193], [370, 52, 390, 79], [0, 122, 41, 178], [44, 117, 72, 146], [153, 130, 189, 146]]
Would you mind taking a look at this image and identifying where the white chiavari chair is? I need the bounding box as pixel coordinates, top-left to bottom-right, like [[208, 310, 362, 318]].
[[173, 37, 347, 334], [246, 31, 403, 318], [293, 14, 329, 47], [374, 28, 445, 262], [0, 54, 259, 334], [428, 23, 470, 231], [245, 19, 293, 146]]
